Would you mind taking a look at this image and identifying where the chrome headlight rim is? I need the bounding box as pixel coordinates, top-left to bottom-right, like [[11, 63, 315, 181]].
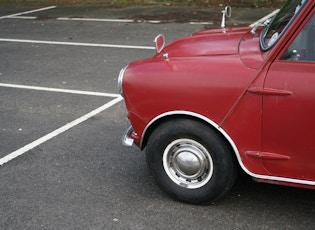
[[117, 65, 128, 97]]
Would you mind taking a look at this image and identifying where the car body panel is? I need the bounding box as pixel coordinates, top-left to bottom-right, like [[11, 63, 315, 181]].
[[263, 61, 315, 180], [159, 28, 247, 57], [123, 54, 258, 142], [120, 0, 315, 190]]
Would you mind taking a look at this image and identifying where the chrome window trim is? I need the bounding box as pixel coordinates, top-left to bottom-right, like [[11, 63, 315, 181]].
[[260, 0, 307, 51], [142, 110, 315, 186]]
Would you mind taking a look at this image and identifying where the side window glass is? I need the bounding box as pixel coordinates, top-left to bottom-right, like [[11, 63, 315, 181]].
[[281, 14, 315, 62]]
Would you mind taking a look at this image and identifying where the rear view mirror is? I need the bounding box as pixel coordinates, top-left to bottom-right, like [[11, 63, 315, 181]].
[[154, 34, 165, 54], [221, 6, 232, 28]]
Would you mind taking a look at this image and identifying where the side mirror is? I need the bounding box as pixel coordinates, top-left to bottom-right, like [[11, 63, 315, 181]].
[[291, 50, 300, 61], [154, 34, 165, 54], [221, 6, 232, 28]]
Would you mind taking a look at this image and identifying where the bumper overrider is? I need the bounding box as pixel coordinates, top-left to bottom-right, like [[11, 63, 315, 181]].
[[122, 126, 134, 147]]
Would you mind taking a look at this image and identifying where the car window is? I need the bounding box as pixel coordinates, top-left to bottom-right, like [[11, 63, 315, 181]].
[[281, 13, 315, 61], [260, 0, 307, 51]]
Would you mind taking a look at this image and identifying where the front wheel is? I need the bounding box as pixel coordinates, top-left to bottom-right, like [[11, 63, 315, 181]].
[[146, 119, 238, 204]]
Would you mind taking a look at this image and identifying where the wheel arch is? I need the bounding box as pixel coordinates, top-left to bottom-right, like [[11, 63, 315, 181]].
[[140, 111, 315, 189], [141, 111, 240, 163]]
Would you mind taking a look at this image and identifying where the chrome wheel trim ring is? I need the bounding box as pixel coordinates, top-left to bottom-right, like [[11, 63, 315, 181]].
[[163, 138, 214, 189]]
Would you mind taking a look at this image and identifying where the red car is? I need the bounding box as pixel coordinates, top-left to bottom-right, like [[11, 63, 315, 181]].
[[118, 0, 315, 204]]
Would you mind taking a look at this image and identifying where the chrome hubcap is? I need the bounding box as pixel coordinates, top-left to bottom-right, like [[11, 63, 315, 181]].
[[163, 139, 213, 189]]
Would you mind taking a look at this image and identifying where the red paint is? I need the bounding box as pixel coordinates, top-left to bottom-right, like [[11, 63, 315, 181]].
[[120, 0, 315, 190]]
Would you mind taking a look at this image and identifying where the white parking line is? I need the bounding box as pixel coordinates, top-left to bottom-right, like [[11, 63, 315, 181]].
[[0, 5, 140, 166], [0, 6, 56, 20], [0, 38, 155, 50], [0, 83, 120, 98], [6, 16, 214, 25], [7, 16, 37, 20], [7, 15, 211, 25], [57, 17, 136, 23], [0, 96, 123, 166], [57, 17, 164, 24], [7, 15, 136, 23]]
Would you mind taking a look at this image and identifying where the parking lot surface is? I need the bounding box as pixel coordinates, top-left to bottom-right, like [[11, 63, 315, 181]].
[[1, 4, 315, 230]]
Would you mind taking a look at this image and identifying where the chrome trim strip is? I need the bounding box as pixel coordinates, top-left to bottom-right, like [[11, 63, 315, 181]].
[[141, 110, 315, 186], [153, 34, 165, 53]]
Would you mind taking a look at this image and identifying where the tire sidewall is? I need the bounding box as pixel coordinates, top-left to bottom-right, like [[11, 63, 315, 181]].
[[146, 119, 237, 204]]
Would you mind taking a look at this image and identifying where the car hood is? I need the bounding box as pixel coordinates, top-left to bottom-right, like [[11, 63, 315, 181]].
[[160, 27, 250, 58]]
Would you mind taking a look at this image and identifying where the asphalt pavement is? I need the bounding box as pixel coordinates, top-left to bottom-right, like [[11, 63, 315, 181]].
[[1, 4, 315, 230]]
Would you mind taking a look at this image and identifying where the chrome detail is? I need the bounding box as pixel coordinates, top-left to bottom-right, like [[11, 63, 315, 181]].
[[291, 49, 300, 61], [154, 34, 165, 53], [163, 53, 169, 59], [221, 6, 231, 28], [250, 9, 280, 28], [163, 138, 213, 189], [122, 126, 134, 147], [118, 66, 128, 97], [141, 110, 315, 187], [250, 18, 271, 36], [141, 111, 222, 148]]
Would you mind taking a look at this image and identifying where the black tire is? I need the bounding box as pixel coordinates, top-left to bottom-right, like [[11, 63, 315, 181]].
[[146, 118, 238, 204]]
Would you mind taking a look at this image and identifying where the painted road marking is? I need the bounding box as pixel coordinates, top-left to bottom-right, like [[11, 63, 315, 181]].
[[0, 96, 123, 166], [0, 83, 120, 98], [0, 6, 56, 20], [7, 15, 212, 25], [6, 16, 37, 20], [0, 38, 155, 50], [58, 17, 164, 24], [7, 15, 135, 23], [0, 5, 146, 166], [58, 17, 136, 23]]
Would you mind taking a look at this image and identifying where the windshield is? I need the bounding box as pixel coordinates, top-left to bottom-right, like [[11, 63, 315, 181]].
[[260, 0, 307, 50]]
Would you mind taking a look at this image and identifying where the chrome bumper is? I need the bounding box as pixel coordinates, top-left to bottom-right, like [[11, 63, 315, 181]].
[[122, 126, 134, 147]]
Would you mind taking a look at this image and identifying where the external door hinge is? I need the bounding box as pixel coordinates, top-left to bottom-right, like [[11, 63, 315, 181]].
[[247, 87, 293, 96]]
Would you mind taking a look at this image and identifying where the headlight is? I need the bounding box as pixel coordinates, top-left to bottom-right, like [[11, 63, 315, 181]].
[[117, 65, 127, 97]]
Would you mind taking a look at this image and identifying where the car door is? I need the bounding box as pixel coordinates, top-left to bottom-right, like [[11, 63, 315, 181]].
[[261, 12, 315, 181]]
